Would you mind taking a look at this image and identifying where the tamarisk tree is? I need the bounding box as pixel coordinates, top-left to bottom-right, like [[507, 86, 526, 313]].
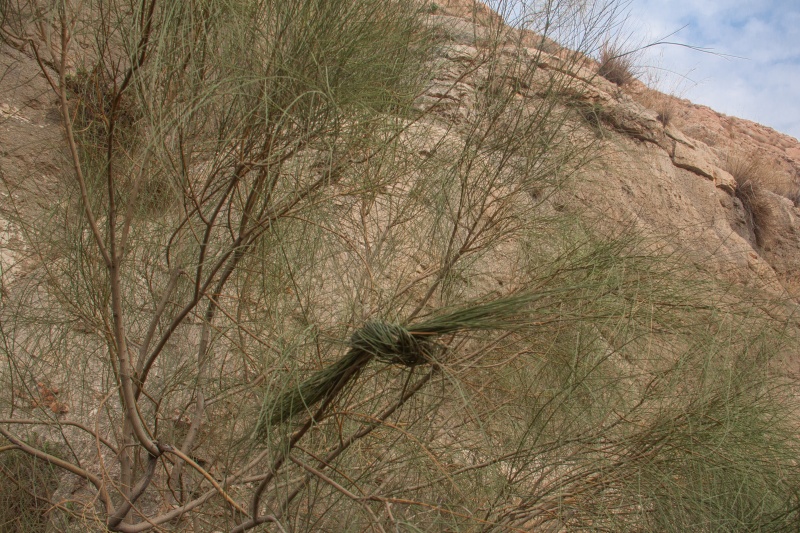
[[0, 0, 799, 531]]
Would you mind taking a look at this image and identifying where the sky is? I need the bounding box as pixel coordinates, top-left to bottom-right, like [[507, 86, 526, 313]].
[[623, 0, 800, 140]]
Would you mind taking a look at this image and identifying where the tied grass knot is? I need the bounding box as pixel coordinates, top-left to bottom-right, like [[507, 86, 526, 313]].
[[257, 321, 431, 432], [256, 292, 538, 434], [350, 321, 432, 367]]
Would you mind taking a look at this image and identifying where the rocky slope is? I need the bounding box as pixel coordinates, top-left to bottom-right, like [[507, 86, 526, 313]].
[[425, 0, 800, 303], [2, 1, 798, 303]]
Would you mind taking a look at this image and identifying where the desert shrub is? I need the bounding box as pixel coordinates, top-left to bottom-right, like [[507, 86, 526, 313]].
[[0, 0, 798, 532], [598, 42, 636, 86], [736, 180, 771, 247], [631, 53, 690, 128], [786, 182, 800, 207], [725, 152, 780, 247], [653, 103, 674, 127], [0, 436, 62, 533], [651, 92, 677, 126], [568, 100, 608, 137], [772, 174, 800, 208]]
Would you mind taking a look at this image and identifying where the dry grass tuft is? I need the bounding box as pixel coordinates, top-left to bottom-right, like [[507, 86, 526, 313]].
[[598, 43, 635, 86], [0, 437, 62, 532], [772, 175, 800, 208], [653, 94, 677, 127], [634, 88, 677, 127], [785, 182, 800, 207], [724, 152, 782, 247]]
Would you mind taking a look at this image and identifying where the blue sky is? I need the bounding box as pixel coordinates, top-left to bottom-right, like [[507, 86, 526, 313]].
[[624, 0, 800, 140], [499, 0, 799, 139]]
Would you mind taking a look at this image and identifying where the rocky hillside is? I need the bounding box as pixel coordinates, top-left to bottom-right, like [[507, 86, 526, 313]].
[[426, 0, 800, 301], [1, 2, 797, 311]]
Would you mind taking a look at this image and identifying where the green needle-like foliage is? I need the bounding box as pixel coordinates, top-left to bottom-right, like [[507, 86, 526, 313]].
[[258, 293, 545, 430], [1, 0, 799, 531], [258, 281, 641, 431]]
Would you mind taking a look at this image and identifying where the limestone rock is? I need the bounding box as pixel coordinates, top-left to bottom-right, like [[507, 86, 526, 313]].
[[671, 138, 718, 180]]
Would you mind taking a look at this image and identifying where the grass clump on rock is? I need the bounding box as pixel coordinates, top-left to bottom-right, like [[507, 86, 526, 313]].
[[598, 42, 637, 86]]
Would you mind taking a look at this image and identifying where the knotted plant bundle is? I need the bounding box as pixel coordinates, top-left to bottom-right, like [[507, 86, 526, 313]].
[[255, 291, 543, 436]]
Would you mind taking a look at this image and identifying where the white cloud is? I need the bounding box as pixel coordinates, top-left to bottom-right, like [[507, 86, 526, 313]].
[[625, 0, 800, 139]]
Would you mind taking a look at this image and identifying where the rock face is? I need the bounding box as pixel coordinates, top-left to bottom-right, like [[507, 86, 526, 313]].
[[0, 43, 62, 286], [0, 0, 798, 299], [424, 0, 800, 301]]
